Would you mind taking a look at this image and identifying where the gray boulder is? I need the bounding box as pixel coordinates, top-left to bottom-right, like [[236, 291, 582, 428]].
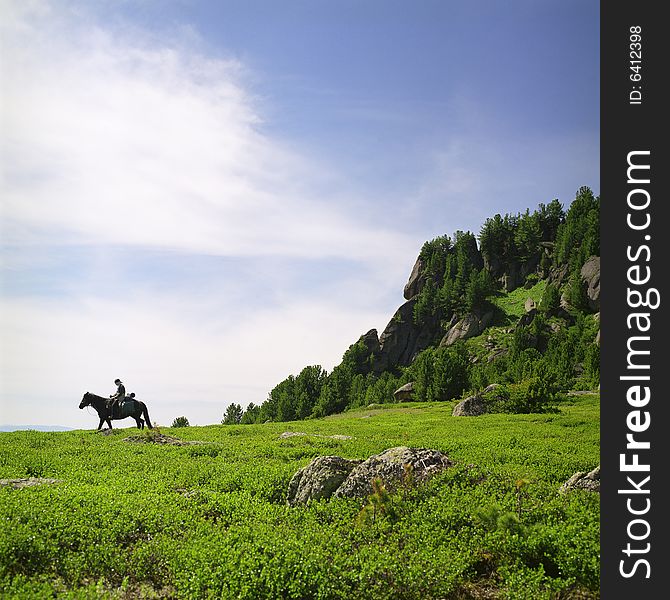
[[286, 456, 362, 506], [393, 382, 415, 402], [560, 466, 600, 493], [333, 446, 453, 499], [452, 394, 487, 416]]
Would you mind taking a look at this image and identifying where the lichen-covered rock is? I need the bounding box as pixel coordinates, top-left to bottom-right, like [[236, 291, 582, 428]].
[[560, 466, 600, 493], [333, 446, 453, 499], [286, 456, 362, 506], [452, 394, 487, 416]]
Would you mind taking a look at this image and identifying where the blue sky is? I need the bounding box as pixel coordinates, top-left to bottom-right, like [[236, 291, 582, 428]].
[[0, 0, 599, 428]]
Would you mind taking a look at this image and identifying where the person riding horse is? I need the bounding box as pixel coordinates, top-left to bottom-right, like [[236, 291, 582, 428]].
[[80, 391, 152, 430], [109, 378, 126, 416]]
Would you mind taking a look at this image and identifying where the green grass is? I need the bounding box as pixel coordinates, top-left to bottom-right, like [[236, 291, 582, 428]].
[[491, 279, 547, 322], [0, 395, 600, 599]]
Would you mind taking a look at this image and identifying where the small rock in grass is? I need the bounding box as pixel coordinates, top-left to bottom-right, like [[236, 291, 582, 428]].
[[560, 466, 600, 493]]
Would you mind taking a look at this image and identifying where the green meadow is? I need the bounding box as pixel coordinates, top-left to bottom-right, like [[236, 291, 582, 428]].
[[0, 395, 599, 599]]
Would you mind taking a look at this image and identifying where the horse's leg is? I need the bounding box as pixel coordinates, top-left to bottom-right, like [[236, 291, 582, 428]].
[[135, 416, 143, 429], [107, 418, 113, 429], [141, 403, 153, 429], [98, 417, 105, 430]]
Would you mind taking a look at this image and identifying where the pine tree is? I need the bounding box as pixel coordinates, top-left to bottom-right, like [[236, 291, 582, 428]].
[[222, 403, 243, 425]]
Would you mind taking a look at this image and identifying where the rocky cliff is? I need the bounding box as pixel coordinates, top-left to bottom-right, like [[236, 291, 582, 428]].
[[352, 240, 600, 376]]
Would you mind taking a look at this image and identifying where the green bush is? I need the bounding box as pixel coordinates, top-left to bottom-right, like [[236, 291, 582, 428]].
[[483, 378, 562, 414]]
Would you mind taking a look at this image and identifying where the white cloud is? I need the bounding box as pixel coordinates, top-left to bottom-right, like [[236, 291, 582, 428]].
[[1, 1, 415, 262], [0, 1, 417, 427]]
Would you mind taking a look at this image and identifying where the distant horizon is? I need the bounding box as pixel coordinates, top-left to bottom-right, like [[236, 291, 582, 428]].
[[0, 424, 76, 433]]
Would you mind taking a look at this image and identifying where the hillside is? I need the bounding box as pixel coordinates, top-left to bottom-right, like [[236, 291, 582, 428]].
[[0, 394, 599, 598], [242, 187, 600, 425]]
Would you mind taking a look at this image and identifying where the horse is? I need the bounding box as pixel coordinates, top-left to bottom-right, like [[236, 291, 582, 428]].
[[79, 392, 153, 430]]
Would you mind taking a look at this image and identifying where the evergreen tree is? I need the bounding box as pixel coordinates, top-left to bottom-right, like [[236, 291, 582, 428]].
[[536, 199, 565, 240], [553, 187, 599, 270], [539, 283, 560, 313], [241, 403, 261, 424], [514, 209, 542, 261], [222, 403, 244, 425]]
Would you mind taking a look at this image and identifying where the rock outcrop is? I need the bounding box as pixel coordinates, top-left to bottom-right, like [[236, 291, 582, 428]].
[[348, 246, 597, 378], [359, 328, 381, 357], [372, 241, 485, 372], [559, 466, 600, 493], [403, 257, 426, 300], [287, 447, 453, 505], [548, 263, 570, 288], [373, 299, 440, 372], [440, 312, 493, 347], [452, 394, 487, 416], [484, 252, 541, 293], [580, 256, 600, 312], [286, 456, 362, 506]]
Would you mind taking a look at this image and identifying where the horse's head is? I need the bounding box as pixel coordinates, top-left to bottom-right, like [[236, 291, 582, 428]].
[[79, 392, 91, 409]]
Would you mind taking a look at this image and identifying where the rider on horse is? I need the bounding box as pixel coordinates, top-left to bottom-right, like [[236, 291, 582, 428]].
[[109, 378, 126, 416]]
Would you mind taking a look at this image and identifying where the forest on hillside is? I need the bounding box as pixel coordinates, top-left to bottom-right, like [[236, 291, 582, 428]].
[[224, 187, 600, 426]]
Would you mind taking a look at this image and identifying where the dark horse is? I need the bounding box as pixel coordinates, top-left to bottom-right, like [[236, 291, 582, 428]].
[[79, 392, 153, 430]]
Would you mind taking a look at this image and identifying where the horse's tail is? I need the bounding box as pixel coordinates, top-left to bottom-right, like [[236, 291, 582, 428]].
[[141, 402, 153, 429]]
